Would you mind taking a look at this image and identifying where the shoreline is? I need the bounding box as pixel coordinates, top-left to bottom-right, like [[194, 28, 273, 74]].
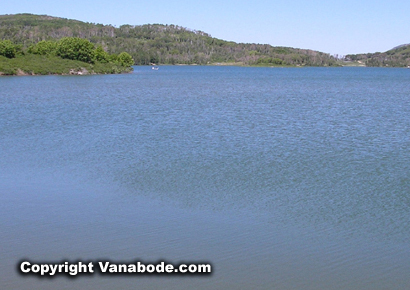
[[3, 63, 407, 76]]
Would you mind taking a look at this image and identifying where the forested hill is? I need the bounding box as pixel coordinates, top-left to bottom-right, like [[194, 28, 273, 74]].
[[0, 13, 339, 66], [345, 44, 410, 67]]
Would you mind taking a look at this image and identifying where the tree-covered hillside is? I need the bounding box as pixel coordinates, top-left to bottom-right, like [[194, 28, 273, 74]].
[[345, 44, 410, 67], [0, 13, 339, 66]]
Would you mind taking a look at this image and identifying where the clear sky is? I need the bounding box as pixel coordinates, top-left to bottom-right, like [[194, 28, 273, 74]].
[[2, 0, 409, 55]]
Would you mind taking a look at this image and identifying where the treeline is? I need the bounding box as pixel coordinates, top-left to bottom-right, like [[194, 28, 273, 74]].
[[0, 13, 339, 66], [345, 45, 410, 67]]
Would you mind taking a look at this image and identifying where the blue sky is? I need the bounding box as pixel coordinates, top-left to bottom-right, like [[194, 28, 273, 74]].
[[2, 0, 409, 55]]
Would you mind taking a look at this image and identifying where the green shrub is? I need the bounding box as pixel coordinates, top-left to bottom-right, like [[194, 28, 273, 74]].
[[256, 57, 283, 65], [28, 40, 58, 55], [117, 52, 134, 66], [93, 45, 109, 63], [108, 53, 118, 62], [0, 40, 17, 58], [56, 37, 95, 63]]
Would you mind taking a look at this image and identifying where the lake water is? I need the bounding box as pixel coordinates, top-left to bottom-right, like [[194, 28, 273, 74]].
[[1, 66, 409, 289]]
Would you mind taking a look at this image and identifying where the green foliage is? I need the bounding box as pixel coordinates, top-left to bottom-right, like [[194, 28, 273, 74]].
[[93, 45, 109, 63], [56, 37, 95, 63], [28, 40, 57, 55], [108, 53, 118, 62], [0, 13, 342, 66], [0, 40, 17, 58], [0, 38, 134, 75], [0, 54, 132, 75], [0, 55, 16, 74], [257, 57, 283, 65], [346, 44, 410, 67], [117, 52, 134, 66]]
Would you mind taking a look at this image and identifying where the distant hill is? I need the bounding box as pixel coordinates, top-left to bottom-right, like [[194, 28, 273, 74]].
[[345, 44, 410, 67], [0, 13, 339, 66], [391, 43, 410, 50]]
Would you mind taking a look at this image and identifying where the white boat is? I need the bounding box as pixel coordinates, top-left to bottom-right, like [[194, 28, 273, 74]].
[[152, 66, 159, 70]]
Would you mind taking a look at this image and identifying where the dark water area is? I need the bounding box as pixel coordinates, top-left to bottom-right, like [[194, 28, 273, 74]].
[[1, 66, 409, 289]]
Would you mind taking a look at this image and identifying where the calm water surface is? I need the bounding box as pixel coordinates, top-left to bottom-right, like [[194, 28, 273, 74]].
[[1, 66, 410, 289]]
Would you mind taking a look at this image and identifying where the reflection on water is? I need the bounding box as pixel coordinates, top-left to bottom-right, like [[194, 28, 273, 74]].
[[1, 66, 410, 289]]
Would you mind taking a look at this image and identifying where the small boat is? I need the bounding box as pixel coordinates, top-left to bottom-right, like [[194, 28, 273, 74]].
[[152, 66, 159, 70]]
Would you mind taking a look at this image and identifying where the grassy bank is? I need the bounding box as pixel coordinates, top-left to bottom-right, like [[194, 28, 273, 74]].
[[0, 54, 133, 76]]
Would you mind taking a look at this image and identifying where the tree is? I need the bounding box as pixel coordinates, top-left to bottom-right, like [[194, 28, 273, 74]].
[[28, 40, 57, 55], [0, 40, 17, 58], [117, 52, 134, 66], [108, 53, 118, 62], [93, 45, 109, 63], [56, 37, 95, 63]]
